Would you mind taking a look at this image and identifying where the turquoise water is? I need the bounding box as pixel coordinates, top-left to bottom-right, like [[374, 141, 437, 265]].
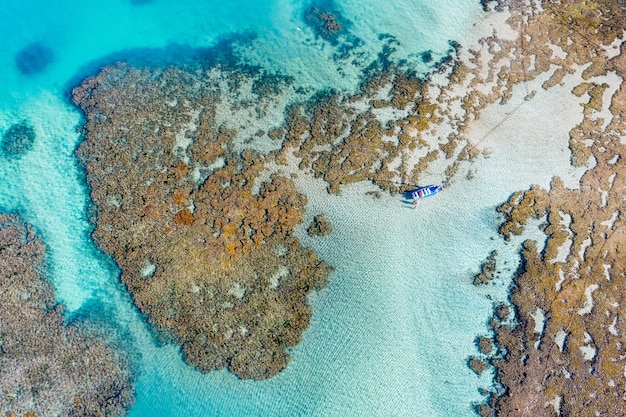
[[0, 1, 536, 415]]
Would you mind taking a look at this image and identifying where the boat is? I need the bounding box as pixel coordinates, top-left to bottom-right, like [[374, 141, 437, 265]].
[[407, 183, 447, 207]]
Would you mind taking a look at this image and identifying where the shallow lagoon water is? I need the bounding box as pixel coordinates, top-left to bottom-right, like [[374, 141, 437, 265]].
[[0, 1, 584, 415]]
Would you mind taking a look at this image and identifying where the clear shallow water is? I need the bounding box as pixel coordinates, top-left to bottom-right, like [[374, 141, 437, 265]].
[[0, 1, 574, 416]]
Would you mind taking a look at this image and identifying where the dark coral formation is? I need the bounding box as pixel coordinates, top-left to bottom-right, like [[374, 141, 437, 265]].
[[469, 357, 489, 376], [477, 336, 494, 355], [463, 1, 626, 415], [473, 250, 498, 286], [307, 214, 332, 237], [1, 122, 35, 158], [0, 214, 134, 416], [14, 42, 54, 76], [420, 50, 433, 64], [72, 64, 330, 380], [303, 0, 348, 43]]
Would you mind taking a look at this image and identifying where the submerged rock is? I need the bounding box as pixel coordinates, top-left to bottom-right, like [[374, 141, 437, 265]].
[[303, 0, 347, 43], [468, 357, 489, 376], [1, 122, 35, 158], [307, 214, 332, 237], [14, 42, 54, 76], [0, 214, 134, 416], [472, 250, 497, 286], [477, 337, 493, 355]]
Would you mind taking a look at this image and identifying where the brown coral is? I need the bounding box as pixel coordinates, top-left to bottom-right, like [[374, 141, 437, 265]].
[[0, 214, 134, 417], [473, 250, 499, 285], [72, 64, 330, 380], [307, 214, 333, 237], [470, 2, 626, 415]]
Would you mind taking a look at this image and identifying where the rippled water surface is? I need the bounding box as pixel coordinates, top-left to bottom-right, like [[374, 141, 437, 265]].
[[0, 1, 546, 416]]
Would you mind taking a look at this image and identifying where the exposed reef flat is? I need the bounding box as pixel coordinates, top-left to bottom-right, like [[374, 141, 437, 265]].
[[0, 214, 134, 416], [72, 65, 331, 380], [464, 1, 626, 416]]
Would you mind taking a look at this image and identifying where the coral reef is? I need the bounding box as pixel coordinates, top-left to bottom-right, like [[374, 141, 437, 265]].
[[469, 357, 489, 376], [303, 0, 348, 43], [276, 71, 451, 195], [72, 64, 330, 380], [461, 1, 626, 415], [0, 214, 134, 416], [72, 33, 508, 380], [70, 0, 589, 384], [14, 42, 54, 76], [473, 250, 498, 286], [1, 122, 35, 158], [69, 0, 626, 400], [307, 214, 332, 237], [491, 113, 626, 415], [69, 31, 517, 384]]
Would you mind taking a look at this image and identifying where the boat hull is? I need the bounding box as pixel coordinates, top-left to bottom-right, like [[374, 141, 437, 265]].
[[411, 184, 443, 200]]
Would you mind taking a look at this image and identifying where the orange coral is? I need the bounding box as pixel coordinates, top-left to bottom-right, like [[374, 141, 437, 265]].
[[172, 192, 187, 205], [173, 208, 194, 226]]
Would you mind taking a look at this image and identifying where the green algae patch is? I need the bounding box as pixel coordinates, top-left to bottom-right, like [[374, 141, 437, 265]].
[[72, 64, 330, 380], [0, 214, 134, 416]]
